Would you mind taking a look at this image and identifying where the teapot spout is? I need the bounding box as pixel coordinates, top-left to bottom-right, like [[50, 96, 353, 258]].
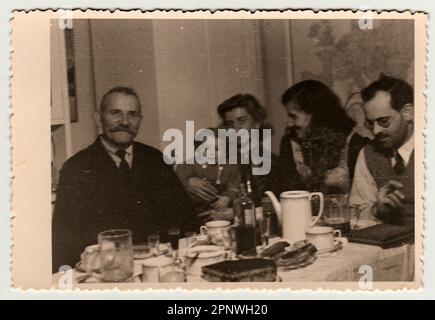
[[264, 191, 282, 225]]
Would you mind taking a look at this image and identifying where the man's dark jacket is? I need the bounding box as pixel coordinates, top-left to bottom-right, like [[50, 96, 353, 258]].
[[52, 138, 199, 272]]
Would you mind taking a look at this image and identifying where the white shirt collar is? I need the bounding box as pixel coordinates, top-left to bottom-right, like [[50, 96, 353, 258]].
[[395, 132, 414, 166], [100, 137, 133, 168]]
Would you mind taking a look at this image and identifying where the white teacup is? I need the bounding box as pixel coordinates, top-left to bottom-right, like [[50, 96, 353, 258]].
[[199, 220, 231, 245], [141, 256, 174, 282], [306, 226, 341, 251]]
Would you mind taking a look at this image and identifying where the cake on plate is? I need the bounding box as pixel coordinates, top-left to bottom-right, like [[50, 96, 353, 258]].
[[202, 258, 277, 282]]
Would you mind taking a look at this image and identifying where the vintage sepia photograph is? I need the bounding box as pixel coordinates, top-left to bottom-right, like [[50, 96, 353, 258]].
[[11, 10, 426, 290]]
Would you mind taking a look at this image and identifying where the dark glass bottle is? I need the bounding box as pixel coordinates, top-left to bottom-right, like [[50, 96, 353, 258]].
[[232, 183, 257, 255]]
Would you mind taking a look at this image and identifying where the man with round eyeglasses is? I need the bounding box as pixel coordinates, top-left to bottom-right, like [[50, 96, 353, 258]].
[[349, 75, 414, 228]]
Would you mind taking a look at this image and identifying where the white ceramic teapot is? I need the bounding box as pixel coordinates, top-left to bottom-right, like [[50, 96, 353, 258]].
[[264, 190, 324, 243]]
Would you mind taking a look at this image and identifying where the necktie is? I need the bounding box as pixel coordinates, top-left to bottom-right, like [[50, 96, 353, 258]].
[[115, 149, 130, 173], [393, 152, 406, 175]]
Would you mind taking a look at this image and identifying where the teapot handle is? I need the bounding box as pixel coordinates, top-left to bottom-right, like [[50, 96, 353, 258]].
[[309, 192, 324, 226]]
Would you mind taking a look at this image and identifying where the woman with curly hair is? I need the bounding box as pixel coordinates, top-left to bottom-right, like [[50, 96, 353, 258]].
[[279, 80, 356, 194]]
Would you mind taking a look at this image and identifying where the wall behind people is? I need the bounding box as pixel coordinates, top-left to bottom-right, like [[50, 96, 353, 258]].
[[55, 19, 414, 167], [86, 19, 265, 152], [290, 19, 414, 105], [54, 19, 267, 170], [90, 19, 160, 149], [71, 20, 98, 153], [152, 19, 265, 150], [259, 20, 294, 154]]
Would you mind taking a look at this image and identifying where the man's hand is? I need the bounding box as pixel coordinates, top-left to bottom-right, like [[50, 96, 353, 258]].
[[376, 180, 405, 216], [211, 195, 231, 212], [187, 177, 218, 202]]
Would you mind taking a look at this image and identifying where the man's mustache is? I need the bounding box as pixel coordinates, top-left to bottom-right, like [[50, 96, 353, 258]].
[[110, 127, 135, 134]]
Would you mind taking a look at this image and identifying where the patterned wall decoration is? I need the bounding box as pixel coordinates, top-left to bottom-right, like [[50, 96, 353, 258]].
[[291, 19, 414, 108]]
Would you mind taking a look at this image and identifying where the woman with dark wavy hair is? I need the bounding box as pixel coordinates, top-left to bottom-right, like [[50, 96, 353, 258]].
[[279, 80, 355, 193]]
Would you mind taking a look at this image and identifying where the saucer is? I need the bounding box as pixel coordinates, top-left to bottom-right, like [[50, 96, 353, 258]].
[[285, 240, 309, 250], [315, 240, 343, 256]]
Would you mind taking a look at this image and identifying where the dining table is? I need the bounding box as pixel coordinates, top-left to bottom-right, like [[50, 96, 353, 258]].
[[52, 236, 415, 286]]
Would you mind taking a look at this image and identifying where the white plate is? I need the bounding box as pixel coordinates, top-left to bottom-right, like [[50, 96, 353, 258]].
[[315, 240, 343, 256], [186, 245, 225, 259]]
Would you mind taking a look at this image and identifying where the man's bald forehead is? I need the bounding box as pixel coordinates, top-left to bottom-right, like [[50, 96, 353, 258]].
[[99, 86, 142, 112]]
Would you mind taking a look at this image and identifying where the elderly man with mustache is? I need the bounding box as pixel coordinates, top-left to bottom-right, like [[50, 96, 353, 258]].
[[52, 87, 199, 272], [349, 75, 414, 229]]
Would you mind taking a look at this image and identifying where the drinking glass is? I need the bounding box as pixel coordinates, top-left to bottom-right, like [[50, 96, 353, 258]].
[[168, 228, 181, 259], [220, 228, 232, 250], [147, 234, 160, 257], [350, 205, 362, 230], [97, 229, 134, 283], [224, 227, 237, 260], [132, 243, 150, 259], [168, 228, 181, 250], [258, 217, 271, 248], [323, 194, 351, 235], [185, 231, 196, 248]]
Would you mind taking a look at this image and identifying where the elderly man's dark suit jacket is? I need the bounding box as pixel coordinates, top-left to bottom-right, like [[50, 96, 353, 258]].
[[52, 137, 199, 272]]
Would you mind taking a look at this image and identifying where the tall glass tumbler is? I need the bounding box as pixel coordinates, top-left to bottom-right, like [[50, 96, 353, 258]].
[[147, 234, 160, 257], [258, 217, 271, 248], [168, 228, 181, 251], [97, 229, 134, 282]]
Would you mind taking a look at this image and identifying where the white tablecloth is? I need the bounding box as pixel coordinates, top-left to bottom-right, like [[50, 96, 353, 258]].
[[52, 242, 414, 285], [278, 242, 414, 282]]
